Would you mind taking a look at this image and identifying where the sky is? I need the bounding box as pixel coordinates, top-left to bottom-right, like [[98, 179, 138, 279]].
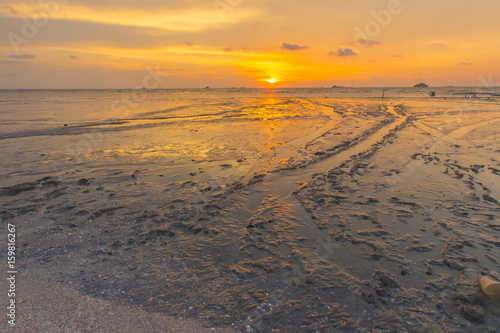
[[1, 0, 500, 88]]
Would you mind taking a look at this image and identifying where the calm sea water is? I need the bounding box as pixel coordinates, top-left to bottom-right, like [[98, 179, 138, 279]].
[[2, 86, 499, 102], [0, 85, 498, 149], [1, 86, 498, 130]]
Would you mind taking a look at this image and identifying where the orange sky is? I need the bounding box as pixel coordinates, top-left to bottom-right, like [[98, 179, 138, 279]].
[[1, 0, 499, 88]]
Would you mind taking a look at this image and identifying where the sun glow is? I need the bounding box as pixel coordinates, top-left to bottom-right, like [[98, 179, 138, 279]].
[[267, 78, 277, 83]]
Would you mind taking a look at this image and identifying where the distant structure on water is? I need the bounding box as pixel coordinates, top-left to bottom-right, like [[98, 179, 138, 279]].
[[414, 83, 428, 88]]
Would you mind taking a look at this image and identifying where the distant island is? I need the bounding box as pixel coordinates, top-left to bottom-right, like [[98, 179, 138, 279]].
[[413, 83, 429, 88], [332, 85, 344, 88]]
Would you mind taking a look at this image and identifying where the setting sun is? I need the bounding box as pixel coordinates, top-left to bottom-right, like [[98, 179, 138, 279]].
[[267, 78, 277, 83]]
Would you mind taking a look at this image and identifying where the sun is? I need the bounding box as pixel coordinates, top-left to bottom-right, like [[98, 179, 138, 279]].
[[267, 78, 277, 83]]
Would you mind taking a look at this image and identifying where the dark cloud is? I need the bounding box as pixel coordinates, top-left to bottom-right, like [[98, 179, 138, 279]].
[[0, 4, 17, 15], [280, 43, 308, 51], [185, 41, 193, 46], [1, 60, 24, 65], [6, 54, 35, 59], [457, 62, 473, 66], [328, 48, 356, 57], [223, 47, 233, 52], [69, 55, 80, 59], [353, 39, 381, 47]]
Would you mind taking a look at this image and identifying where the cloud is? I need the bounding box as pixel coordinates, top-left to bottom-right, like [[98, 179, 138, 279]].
[[0, 2, 263, 33], [1, 60, 24, 65], [431, 43, 448, 48], [185, 41, 193, 46], [280, 43, 308, 51], [457, 62, 473, 66], [6, 53, 35, 59], [328, 48, 356, 57], [223, 47, 233, 52], [69, 55, 80, 59], [353, 39, 381, 47], [393, 55, 405, 58], [0, 4, 16, 15]]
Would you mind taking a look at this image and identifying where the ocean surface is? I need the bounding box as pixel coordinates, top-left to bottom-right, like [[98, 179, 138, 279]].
[[1, 86, 498, 139], [1, 87, 500, 332]]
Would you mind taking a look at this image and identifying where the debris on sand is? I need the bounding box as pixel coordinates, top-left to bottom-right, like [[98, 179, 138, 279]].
[[460, 305, 487, 323], [478, 276, 500, 297], [77, 178, 91, 185]]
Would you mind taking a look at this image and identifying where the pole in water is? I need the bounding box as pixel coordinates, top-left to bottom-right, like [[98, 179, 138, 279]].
[[382, 89, 385, 100]]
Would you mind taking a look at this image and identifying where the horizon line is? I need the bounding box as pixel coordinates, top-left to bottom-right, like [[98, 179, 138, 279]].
[[0, 85, 497, 90]]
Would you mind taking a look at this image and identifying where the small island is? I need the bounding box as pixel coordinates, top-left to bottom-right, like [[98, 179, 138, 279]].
[[413, 83, 429, 88]]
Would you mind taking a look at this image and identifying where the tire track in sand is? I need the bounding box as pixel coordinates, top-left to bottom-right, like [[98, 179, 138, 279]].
[[231, 104, 408, 232], [212, 104, 410, 330]]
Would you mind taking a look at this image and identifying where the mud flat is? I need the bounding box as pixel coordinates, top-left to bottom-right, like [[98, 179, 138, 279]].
[[1, 93, 500, 332]]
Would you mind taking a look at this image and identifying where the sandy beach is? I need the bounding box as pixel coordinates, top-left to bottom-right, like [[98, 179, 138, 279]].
[[1, 88, 500, 332], [13, 267, 236, 333]]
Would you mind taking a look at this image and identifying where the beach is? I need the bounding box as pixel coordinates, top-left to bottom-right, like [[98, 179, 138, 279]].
[[1, 87, 500, 332]]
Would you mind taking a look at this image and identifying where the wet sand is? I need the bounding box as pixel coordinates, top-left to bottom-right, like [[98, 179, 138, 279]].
[[1, 91, 500, 332]]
